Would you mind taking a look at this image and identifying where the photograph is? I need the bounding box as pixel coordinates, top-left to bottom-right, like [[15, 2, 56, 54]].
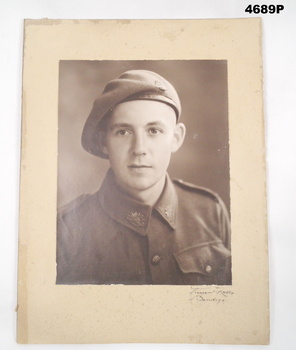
[[16, 19, 269, 344], [56, 60, 232, 285]]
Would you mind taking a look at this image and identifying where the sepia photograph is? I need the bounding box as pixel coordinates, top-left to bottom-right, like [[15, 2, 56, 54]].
[[17, 19, 269, 344], [56, 60, 231, 285]]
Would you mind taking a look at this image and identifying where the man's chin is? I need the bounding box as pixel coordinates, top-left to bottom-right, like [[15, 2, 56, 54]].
[[125, 181, 154, 192], [119, 179, 159, 195]]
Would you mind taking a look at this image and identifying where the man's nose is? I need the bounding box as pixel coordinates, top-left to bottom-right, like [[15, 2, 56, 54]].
[[132, 133, 147, 156]]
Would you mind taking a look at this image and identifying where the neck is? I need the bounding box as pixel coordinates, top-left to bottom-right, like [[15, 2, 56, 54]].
[[118, 175, 166, 207]]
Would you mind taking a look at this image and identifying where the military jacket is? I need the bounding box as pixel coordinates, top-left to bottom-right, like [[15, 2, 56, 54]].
[[56, 169, 231, 285]]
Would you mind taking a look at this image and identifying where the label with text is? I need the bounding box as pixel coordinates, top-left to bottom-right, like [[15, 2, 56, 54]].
[[245, 4, 284, 14]]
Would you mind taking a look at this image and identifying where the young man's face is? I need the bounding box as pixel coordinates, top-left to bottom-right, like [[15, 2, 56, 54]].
[[104, 100, 185, 198]]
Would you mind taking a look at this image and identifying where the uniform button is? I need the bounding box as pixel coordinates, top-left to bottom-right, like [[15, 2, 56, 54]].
[[151, 255, 161, 265], [205, 265, 212, 274]]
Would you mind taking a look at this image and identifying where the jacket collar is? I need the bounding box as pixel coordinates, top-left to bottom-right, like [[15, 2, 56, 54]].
[[154, 174, 177, 230], [98, 169, 177, 235]]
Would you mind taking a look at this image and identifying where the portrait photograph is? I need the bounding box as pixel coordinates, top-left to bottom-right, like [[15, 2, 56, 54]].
[[56, 60, 231, 286], [17, 19, 269, 344]]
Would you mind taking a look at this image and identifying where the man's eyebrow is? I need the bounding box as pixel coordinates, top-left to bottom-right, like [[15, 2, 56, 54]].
[[109, 121, 166, 130], [109, 123, 132, 130], [146, 122, 166, 127]]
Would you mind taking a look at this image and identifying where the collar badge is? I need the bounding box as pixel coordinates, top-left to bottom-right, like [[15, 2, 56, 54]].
[[127, 212, 145, 227], [164, 207, 175, 222]]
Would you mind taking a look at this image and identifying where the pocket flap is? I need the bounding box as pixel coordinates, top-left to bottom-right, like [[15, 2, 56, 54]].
[[174, 240, 231, 276]]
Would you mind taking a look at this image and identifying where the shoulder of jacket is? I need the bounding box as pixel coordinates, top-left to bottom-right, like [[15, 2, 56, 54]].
[[173, 178, 220, 203], [58, 194, 91, 218]]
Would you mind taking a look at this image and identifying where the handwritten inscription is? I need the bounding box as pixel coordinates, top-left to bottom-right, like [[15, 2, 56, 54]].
[[190, 287, 234, 304]]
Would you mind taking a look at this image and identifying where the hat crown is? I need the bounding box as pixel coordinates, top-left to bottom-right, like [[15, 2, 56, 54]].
[[104, 70, 177, 97]]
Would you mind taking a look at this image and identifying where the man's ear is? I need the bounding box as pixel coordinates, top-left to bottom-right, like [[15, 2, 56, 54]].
[[101, 145, 108, 156], [98, 130, 109, 158], [171, 122, 186, 153]]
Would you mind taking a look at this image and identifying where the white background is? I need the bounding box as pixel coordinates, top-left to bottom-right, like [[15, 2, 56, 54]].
[[1, 0, 295, 349]]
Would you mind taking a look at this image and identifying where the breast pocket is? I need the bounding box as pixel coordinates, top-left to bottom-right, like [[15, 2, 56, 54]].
[[173, 240, 232, 285]]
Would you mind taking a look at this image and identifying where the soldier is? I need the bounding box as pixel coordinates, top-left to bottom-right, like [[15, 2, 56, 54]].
[[56, 69, 231, 285]]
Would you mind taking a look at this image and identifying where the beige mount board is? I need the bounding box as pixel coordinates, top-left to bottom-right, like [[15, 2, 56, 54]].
[[18, 18, 269, 344]]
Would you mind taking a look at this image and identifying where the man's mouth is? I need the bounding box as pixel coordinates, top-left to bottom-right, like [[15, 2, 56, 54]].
[[128, 164, 152, 168]]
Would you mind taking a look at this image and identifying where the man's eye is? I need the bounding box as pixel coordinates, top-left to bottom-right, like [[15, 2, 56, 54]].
[[116, 129, 131, 136], [148, 128, 162, 135]]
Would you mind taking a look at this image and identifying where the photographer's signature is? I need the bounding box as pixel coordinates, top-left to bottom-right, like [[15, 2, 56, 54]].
[[189, 287, 234, 304]]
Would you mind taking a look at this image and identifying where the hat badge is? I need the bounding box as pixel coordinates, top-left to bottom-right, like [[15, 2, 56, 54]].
[[155, 80, 167, 91]]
